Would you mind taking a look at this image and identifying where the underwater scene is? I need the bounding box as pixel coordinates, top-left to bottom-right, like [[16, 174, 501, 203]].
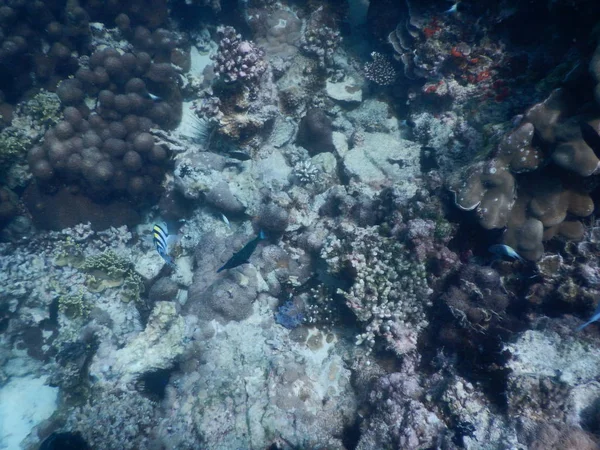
[[3, 0, 600, 449]]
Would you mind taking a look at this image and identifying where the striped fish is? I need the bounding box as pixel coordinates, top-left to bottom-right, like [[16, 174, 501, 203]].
[[153, 223, 177, 268]]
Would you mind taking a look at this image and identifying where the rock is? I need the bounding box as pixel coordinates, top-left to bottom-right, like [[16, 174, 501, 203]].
[[332, 132, 349, 158], [325, 77, 362, 103], [97, 302, 186, 385], [254, 149, 292, 189], [205, 181, 246, 214], [149, 277, 178, 303], [342, 132, 420, 199], [297, 109, 335, 155]]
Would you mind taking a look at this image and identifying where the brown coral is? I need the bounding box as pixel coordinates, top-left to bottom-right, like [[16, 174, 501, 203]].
[[452, 85, 598, 261]]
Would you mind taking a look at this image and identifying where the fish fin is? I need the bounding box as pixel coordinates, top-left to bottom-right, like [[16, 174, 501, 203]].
[[577, 321, 593, 331], [258, 230, 266, 240], [166, 234, 180, 248]]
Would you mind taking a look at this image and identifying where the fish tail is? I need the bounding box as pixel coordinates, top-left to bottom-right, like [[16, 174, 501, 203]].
[[577, 321, 592, 331], [217, 265, 225, 273], [258, 229, 266, 240]]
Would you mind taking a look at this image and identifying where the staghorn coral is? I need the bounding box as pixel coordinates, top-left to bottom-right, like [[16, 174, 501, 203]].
[[321, 224, 431, 356]]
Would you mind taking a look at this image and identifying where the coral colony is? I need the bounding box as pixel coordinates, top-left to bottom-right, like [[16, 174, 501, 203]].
[[3, 1, 600, 449]]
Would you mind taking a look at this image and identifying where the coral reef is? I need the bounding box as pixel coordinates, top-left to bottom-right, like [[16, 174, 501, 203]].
[[451, 85, 598, 260], [355, 356, 443, 449], [212, 26, 268, 85], [363, 52, 397, 86], [320, 223, 431, 356], [66, 388, 157, 450], [28, 46, 183, 205], [6, 2, 600, 450], [299, 7, 342, 72]]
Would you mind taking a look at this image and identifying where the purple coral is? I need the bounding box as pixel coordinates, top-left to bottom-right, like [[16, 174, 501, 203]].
[[212, 26, 267, 85]]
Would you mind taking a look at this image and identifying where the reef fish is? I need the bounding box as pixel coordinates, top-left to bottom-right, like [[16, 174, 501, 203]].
[[217, 230, 266, 273], [221, 213, 231, 229], [446, 2, 459, 13], [577, 302, 600, 331], [488, 244, 525, 262], [153, 223, 177, 268], [147, 92, 163, 102]]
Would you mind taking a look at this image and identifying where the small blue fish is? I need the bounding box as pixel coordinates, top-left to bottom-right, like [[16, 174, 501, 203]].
[[153, 223, 178, 268], [578, 303, 600, 331], [221, 213, 231, 229], [445, 1, 460, 14], [217, 230, 266, 273], [488, 244, 525, 262], [446, 3, 458, 13], [147, 92, 162, 102]]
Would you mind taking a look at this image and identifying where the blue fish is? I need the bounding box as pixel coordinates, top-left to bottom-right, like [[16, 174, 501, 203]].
[[147, 92, 163, 102], [578, 303, 600, 331], [217, 230, 266, 273], [446, 3, 458, 13], [488, 244, 525, 262], [153, 223, 178, 268]]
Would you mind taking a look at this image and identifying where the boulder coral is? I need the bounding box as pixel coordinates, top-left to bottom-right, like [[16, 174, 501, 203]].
[[451, 82, 600, 260]]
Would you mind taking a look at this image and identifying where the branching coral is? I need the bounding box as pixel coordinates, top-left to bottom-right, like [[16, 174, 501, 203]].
[[58, 290, 91, 319], [0, 128, 31, 174], [299, 7, 342, 71], [321, 225, 431, 355], [212, 26, 268, 86], [67, 388, 157, 450]]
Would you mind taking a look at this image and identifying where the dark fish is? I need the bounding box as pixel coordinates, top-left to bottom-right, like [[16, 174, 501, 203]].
[[488, 244, 525, 262], [581, 122, 600, 159], [577, 302, 600, 331], [217, 230, 266, 273]]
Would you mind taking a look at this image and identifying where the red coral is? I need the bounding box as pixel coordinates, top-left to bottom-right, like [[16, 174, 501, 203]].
[[476, 70, 491, 83], [423, 18, 441, 39], [451, 47, 464, 58]]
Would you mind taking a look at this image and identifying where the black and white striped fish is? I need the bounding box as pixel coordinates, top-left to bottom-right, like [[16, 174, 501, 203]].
[[153, 223, 177, 268]]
